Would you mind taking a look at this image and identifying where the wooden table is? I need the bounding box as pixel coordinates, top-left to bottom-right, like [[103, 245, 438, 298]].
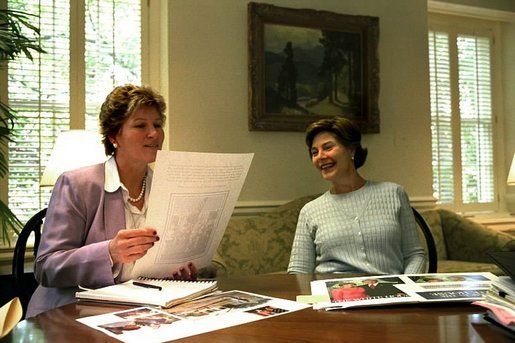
[[6, 274, 514, 342]]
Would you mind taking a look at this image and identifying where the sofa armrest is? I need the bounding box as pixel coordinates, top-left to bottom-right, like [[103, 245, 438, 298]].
[[439, 209, 515, 263]]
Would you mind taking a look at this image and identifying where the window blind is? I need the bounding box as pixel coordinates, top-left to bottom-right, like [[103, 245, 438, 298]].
[[7, 0, 70, 223], [428, 31, 454, 204], [6, 0, 142, 230], [85, 0, 141, 130], [428, 29, 495, 209], [457, 35, 494, 204]]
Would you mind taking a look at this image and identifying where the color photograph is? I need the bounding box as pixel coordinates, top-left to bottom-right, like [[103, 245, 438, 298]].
[[325, 277, 409, 302]]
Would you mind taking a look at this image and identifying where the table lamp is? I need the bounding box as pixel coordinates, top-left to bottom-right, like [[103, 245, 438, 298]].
[[40, 130, 107, 187], [508, 153, 515, 186]]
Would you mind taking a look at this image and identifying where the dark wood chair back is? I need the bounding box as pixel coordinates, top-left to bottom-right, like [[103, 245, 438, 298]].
[[412, 207, 438, 273], [12, 208, 46, 318]]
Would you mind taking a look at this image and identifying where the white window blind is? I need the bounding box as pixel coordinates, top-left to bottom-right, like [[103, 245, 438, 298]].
[[7, 0, 70, 223], [457, 35, 494, 204], [428, 31, 453, 204], [85, 0, 141, 130], [428, 27, 495, 210], [6, 0, 142, 229]]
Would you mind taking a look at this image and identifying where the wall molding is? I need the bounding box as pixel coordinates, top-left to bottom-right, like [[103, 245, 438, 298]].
[[428, 1, 515, 22], [410, 196, 438, 210], [234, 200, 288, 217]]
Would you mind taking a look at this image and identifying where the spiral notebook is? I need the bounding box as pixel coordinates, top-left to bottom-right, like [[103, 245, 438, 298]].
[[76, 279, 217, 308]]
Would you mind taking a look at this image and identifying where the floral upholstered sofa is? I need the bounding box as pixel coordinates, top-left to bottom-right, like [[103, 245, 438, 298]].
[[215, 195, 515, 277]]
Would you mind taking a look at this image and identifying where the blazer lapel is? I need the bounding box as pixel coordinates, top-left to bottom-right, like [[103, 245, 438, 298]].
[[104, 189, 125, 239]]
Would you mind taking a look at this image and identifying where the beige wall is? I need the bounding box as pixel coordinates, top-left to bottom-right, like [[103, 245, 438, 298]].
[[502, 20, 515, 210], [166, 0, 434, 203]]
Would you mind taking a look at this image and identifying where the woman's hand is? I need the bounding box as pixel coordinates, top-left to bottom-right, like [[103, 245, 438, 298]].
[[171, 263, 197, 281], [109, 228, 159, 264]]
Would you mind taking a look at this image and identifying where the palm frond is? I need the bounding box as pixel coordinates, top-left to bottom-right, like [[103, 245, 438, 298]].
[[0, 100, 16, 179], [0, 9, 45, 61]]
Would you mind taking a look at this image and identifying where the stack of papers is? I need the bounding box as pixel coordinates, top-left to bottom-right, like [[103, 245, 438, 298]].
[[473, 276, 515, 334]]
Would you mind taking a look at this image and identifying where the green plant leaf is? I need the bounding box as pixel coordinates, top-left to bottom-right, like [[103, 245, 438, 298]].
[[0, 9, 45, 61]]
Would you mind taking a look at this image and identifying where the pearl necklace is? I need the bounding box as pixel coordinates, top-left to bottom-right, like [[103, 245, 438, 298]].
[[128, 175, 147, 203]]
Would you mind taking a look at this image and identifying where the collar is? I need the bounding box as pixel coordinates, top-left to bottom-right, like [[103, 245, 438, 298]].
[[104, 155, 153, 193]]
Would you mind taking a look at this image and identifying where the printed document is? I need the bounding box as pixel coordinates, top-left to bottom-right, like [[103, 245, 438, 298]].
[[130, 151, 253, 278]]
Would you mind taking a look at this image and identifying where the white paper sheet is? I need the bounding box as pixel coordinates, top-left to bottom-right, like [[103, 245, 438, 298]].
[[0, 298, 22, 339], [131, 151, 253, 278]]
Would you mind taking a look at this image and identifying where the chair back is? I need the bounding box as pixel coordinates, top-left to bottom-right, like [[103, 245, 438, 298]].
[[12, 208, 46, 318], [412, 207, 438, 273]]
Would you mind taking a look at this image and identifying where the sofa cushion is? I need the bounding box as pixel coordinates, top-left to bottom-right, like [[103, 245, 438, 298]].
[[419, 210, 448, 260], [217, 194, 318, 276], [439, 209, 515, 263], [218, 215, 294, 276]]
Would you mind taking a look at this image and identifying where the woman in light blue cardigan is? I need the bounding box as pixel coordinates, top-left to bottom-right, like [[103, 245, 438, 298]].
[[288, 117, 426, 275]]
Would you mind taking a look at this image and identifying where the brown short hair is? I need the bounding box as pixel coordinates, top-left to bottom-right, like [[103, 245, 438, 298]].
[[99, 84, 166, 155], [305, 117, 368, 169]]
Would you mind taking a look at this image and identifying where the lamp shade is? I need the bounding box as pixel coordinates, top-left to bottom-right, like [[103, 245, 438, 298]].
[[508, 153, 515, 186], [40, 130, 107, 186]]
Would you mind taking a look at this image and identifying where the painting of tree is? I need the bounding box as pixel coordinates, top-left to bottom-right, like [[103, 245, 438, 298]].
[[248, 3, 379, 133]]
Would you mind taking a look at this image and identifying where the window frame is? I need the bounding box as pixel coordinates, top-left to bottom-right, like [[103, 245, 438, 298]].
[[428, 13, 504, 213]]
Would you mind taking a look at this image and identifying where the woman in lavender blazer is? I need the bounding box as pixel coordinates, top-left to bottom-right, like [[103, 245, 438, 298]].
[[27, 85, 196, 317]]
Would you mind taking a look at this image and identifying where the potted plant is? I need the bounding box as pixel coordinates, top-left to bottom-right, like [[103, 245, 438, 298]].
[[0, 9, 44, 245]]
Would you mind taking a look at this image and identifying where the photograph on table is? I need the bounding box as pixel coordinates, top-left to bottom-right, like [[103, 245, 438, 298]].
[[326, 276, 409, 302], [409, 274, 491, 283], [247, 305, 288, 317]]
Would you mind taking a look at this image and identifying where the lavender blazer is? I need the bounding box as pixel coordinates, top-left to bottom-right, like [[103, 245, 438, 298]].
[[27, 163, 125, 318]]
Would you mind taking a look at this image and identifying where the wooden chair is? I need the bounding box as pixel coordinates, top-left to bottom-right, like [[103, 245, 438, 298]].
[[12, 208, 46, 318], [412, 207, 438, 273]]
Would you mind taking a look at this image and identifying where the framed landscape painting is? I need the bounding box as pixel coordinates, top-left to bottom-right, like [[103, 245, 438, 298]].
[[248, 2, 380, 133]]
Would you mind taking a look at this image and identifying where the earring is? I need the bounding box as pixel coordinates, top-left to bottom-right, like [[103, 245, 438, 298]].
[[351, 155, 355, 160], [113, 143, 118, 149]]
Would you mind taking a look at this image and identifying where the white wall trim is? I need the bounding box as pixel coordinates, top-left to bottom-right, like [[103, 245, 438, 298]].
[[234, 200, 289, 216], [410, 196, 438, 210], [428, 1, 515, 22]]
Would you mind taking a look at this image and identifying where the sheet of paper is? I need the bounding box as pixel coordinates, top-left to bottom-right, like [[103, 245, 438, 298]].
[[131, 151, 254, 278], [0, 297, 22, 339], [77, 291, 309, 342], [296, 294, 330, 304]]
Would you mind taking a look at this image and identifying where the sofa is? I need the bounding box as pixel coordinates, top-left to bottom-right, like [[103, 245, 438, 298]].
[[418, 209, 514, 274], [215, 195, 515, 277]]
